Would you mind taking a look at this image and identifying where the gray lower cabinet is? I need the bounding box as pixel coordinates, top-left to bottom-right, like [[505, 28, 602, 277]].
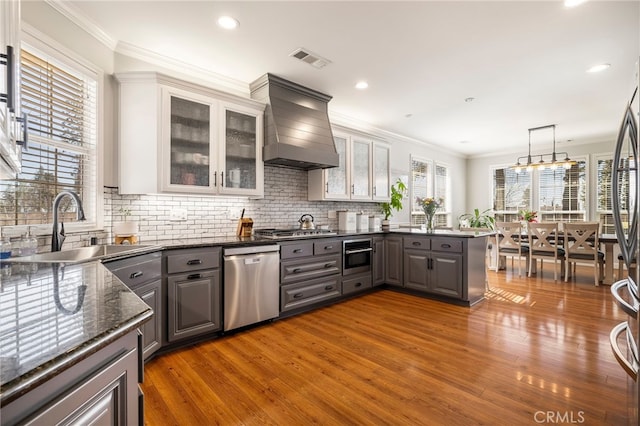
[[2, 330, 142, 426], [342, 274, 373, 295], [384, 236, 403, 286], [372, 236, 385, 286], [165, 247, 222, 342], [105, 252, 162, 359], [279, 239, 342, 313], [403, 237, 463, 299]]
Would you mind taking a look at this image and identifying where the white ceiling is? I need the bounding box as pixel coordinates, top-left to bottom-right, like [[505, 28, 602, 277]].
[[63, 0, 640, 157]]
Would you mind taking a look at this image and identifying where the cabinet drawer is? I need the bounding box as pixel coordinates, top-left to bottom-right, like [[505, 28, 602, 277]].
[[281, 254, 341, 285], [431, 239, 463, 253], [342, 274, 372, 295], [281, 276, 341, 312], [280, 242, 314, 260], [109, 256, 162, 289], [404, 237, 430, 250], [166, 247, 221, 274], [314, 239, 341, 255]]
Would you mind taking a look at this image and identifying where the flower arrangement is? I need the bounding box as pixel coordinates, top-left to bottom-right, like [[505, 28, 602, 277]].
[[518, 209, 537, 222], [417, 197, 443, 231]]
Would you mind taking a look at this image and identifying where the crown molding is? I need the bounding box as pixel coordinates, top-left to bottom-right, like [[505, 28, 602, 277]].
[[115, 42, 249, 97], [44, 0, 118, 50]]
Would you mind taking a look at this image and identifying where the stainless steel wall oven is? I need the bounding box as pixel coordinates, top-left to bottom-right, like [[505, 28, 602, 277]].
[[343, 238, 372, 276]]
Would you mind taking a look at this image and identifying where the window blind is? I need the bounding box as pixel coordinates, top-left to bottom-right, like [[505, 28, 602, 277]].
[[0, 47, 97, 226], [492, 167, 531, 222], [538, 161, 586, 222]]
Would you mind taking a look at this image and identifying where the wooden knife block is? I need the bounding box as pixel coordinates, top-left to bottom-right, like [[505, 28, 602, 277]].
[[237, 218, 253, 237]]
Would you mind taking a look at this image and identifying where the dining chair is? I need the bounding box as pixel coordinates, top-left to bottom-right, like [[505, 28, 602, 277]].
[[563, 222, 604, 286], [495, 222, 528, 277], [528, 222, 565, 281]]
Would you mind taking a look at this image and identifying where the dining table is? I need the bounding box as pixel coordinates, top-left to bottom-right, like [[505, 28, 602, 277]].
[[495, 232, 620, 285]]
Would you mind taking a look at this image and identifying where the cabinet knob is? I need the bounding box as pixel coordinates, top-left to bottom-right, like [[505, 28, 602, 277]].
[[292, 268, 302, 274], [130, 271, 143, 279], [293, 293, 303, 299], [324, 285, 334, 291], [412, 241, 421, 246]]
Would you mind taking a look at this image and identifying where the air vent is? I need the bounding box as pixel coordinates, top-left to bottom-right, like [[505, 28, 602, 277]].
[[289, 48, 331, 69]]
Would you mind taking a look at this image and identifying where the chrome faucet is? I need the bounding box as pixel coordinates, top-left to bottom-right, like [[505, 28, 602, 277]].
[[51, 191, 86, 252]]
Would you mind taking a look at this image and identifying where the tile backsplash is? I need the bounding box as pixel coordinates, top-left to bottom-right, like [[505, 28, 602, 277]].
[[31, 166, 384, 251]]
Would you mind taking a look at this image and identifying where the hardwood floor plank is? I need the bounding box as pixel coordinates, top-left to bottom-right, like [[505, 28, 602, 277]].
[[142, 266, 632, 425]]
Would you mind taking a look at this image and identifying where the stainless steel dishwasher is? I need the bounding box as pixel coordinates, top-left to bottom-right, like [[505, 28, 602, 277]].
[[223, 245, 280, 331]]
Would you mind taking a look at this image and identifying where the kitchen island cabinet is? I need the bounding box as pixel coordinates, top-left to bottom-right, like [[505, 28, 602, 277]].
[[116, 72, 265, 197], [397, 232, 488, 305]]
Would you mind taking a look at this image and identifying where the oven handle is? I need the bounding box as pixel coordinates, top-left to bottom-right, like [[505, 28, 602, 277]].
[[345, 247, 373, 255]]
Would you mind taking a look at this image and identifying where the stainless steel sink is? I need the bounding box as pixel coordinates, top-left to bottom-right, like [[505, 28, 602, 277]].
[[4, 245, 157, 264]]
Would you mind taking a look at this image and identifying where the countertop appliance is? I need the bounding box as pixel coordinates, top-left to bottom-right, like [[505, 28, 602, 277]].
[[223, 245, 280, 331], [609, 62, 639, 425], [343, 238, 373, 276], [253, 228, 337, 239]]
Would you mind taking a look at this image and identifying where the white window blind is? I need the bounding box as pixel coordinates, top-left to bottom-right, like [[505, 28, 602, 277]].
[[0, 47, 97, 226], [434, 163, 451, 226], [538, 160, 586, 222], [492, 167, 531, 222], [410, 157, 432, 226]]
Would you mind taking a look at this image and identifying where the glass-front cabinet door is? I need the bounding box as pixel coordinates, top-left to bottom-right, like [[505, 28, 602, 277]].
[[219, 103, 263, 196], [325, 134, 350, 199], [373, 142, 390, 201], [351, 138, 371, 200], [162, 88, 217, 194]]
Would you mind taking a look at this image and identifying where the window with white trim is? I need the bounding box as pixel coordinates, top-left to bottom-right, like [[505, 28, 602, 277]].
[[538, 160, 587, 222], [492, 167, 531, 222], [597, 154, 634, 235], [0, 42, 98, 228], [410, 157, 451, 227]]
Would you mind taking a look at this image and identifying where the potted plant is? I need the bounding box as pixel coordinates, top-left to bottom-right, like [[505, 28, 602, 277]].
[[380, 179, 407, 230], [458, 208, 495, 230]]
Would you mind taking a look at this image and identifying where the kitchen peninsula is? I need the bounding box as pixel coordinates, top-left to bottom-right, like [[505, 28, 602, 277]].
[[0, 228, 490, 424]]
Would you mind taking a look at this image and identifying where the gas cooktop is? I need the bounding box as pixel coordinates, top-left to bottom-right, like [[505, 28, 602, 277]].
[[253, 228, 337, 239]]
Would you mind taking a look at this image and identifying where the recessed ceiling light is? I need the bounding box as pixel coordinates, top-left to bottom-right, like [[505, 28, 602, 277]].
[[587, 63, 611, 73], [564, 0, 587, 7], [355, 81, 368, 90], [217, 16, 239, 30]]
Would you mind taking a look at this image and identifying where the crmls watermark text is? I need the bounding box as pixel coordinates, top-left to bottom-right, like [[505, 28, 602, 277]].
[[534, 411, 586, 424]]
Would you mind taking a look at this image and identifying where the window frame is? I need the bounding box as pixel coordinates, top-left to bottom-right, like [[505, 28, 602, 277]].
[[9, 26, 104, 234], [410, 155, 451, 227], [536, 156, 588, 223], [490, 164, 532, 223]]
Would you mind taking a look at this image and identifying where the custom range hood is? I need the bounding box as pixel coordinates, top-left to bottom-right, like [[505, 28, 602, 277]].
[[250, 73, 339, 170]]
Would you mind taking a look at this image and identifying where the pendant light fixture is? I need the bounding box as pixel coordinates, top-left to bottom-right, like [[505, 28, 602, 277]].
[[511, 124, 576, 173]]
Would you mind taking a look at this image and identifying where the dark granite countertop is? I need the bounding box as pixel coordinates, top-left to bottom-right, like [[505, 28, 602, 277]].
[[0, 226, 492, 406], [0, 261, 152, 406]]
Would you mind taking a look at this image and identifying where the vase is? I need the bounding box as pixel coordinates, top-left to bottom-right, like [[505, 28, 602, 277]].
[[425, 213, 435, 232]]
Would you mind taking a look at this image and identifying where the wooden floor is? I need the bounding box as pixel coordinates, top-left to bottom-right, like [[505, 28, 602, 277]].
[[141, 266, 632, 425]]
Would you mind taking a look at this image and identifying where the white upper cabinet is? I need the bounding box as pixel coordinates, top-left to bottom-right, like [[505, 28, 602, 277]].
[[308, 129, 390, 202], [0, 0, 22, 179], [117, 72, 264, 197]]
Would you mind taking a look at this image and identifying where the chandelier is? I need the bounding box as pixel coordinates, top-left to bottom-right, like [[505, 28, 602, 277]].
[[511, 124, 576, 173]]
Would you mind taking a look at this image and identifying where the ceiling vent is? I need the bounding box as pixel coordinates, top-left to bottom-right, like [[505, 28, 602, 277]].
[[289, 48, 331, 69]]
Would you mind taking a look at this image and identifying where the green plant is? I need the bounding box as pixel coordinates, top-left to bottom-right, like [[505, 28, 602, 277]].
[[458, 208, 495, 230], [119, 207, 132, 220], [380, 179, 407, 220]]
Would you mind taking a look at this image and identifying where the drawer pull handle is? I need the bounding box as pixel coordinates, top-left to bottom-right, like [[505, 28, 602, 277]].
[[292, 268, 302, 274], [324, 263, 334, 268], [324, 245, 333, 250], [324, 285, 334, 291], [355, 282, 362, 287], [130, 271, 143, 279], [412, 241, 421, 246], [187, 273, 201, 280], [293, 293, 303, 299], [441, 244, 451, 249], [187, 259, 202, 265], [293, 249, 303, 253]]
